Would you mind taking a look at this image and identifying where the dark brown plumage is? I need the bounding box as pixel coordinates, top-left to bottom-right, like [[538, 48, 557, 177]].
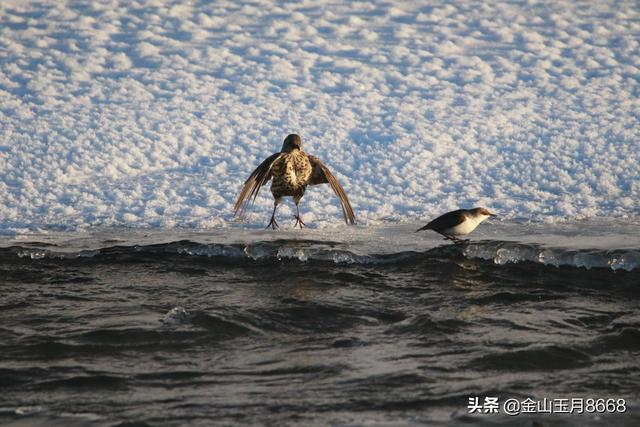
[[234, 134, 355, 229], [416, 207, 496, 241]]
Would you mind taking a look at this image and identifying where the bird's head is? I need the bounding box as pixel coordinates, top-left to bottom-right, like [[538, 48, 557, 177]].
[[281, 134, 302, 152], [472, 207, 497, 219]]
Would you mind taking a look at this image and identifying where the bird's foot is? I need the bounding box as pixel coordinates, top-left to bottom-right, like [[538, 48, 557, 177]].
[[266, 216, 279, 230], [293, 215, 306, 229], [444, 235, 467, 243]]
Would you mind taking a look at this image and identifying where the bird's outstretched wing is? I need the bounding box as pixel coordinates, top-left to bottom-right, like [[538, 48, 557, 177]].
[[308, 155, 355, 225], [234, 152, 284, 217]]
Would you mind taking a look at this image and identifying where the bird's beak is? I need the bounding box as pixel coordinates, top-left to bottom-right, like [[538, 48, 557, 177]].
[[489, 213, 497, 217]]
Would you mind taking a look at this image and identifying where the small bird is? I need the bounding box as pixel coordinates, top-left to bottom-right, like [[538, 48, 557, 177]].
[[416, 207, 496, 241], [234, 134, 355, 229]]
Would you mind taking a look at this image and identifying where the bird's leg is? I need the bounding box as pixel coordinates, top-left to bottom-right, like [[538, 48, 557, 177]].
[[266, 202, 279, 229], [293, 203, 306, 228], [448, 235, 469, 244]]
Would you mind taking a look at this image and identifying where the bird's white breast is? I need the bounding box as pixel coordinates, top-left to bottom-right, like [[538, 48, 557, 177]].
[[444, 215, 488, 236]]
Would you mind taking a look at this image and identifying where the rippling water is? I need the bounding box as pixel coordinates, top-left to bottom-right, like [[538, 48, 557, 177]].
[[1, 221, 639, 426]]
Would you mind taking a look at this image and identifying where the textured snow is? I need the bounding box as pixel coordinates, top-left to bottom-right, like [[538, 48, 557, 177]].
[[0, 0, 638, 233]]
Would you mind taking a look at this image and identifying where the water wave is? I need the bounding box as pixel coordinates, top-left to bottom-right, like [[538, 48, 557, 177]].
[[1, 238, 639, 272]]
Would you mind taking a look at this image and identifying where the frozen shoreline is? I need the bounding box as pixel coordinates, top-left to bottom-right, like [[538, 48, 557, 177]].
[[2, 218, 639, 271]]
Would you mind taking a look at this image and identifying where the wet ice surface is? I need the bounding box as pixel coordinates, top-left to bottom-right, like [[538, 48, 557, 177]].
[[3, 218, 640, 270], [0, 220, 639, 426]]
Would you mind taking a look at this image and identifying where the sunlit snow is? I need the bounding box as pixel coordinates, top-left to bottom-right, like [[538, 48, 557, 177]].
[[0, 0, 638, 233]]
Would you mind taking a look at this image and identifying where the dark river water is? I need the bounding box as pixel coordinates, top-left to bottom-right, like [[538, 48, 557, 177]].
[[1, 222, 639, 426]]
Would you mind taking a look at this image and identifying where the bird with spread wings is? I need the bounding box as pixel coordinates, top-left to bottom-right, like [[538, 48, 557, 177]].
[[234, 134, 355, 229]]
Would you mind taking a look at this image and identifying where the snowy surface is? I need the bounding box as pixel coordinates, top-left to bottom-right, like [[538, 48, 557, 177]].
[[1, 0, 639, 234]]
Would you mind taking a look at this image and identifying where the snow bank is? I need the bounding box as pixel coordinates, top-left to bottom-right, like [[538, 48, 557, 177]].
[[0, 0, 638, 232]]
